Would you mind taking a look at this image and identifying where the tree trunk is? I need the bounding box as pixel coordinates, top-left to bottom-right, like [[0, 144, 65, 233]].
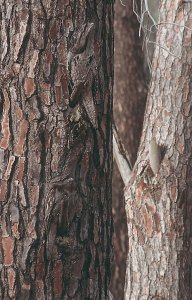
[[111, 0, 147, 298], [0, 1, 113, 299], [125, 1, 192, 299], [113, 0, 147, 166]]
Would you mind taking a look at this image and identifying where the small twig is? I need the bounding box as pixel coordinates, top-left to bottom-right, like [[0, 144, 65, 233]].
[[145, 40, 152, 71], [147, 40, 181, 59], [144, 0, 158, 26], [113, 122, 132, 185], [132, 1, 191, 70], [133, 0, 141, 24], [108, 290, 114, 300], [150, 21, 192, 33], [120, 0, 126, 6], [139, 9, 148, 37]]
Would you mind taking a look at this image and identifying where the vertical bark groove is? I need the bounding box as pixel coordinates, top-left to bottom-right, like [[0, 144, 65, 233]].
[[0, 1, 114, 299]]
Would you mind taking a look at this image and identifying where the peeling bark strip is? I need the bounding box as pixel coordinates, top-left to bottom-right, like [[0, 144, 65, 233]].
[[0, 90, 10, 150], [124, 1, 192, 299], [0, 1, 113, 299]]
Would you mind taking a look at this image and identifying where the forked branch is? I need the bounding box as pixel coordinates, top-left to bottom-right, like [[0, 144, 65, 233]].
[[113, 123, 132, 185]]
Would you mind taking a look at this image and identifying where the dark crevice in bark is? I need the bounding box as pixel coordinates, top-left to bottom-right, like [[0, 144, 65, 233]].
[[0, 1, 113, 298], [23, 127, 30, 208], [16, 9, 32, 65], [7, 90, 14, 151], [0, 89, 4, 122], [39, 0, 47, 19], [36, 126, 46, 232], [6, 157, 18, 204], [2, 5, 13, 67], [92, 129, 100, 169]]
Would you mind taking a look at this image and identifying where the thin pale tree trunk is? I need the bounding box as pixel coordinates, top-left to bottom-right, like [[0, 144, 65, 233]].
[[0, 1, 114, 299], [125, 1, 192, 299], [111, 0, 147, 298]]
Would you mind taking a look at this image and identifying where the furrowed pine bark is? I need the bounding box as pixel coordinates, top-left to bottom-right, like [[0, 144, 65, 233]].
[[111, 0, 147, 298], [0, 1, 114, 299], [124, 1, 192, 299]]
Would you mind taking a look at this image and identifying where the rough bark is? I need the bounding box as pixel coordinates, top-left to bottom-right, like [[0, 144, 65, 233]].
[[111, 0, 147, 299], [0, 1, 114, 299], [124, 1, 192, 299]]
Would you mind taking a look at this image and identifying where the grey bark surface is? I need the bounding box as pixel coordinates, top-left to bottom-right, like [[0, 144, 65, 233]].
[[124, 1, 192, 299], [111, 0, 147, 299], [0, 1, 114, 299]]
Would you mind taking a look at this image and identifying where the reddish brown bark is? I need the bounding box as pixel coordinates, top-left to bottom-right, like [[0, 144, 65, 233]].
[[0, 1, 113, 299], [125, 1, 192, 298]]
